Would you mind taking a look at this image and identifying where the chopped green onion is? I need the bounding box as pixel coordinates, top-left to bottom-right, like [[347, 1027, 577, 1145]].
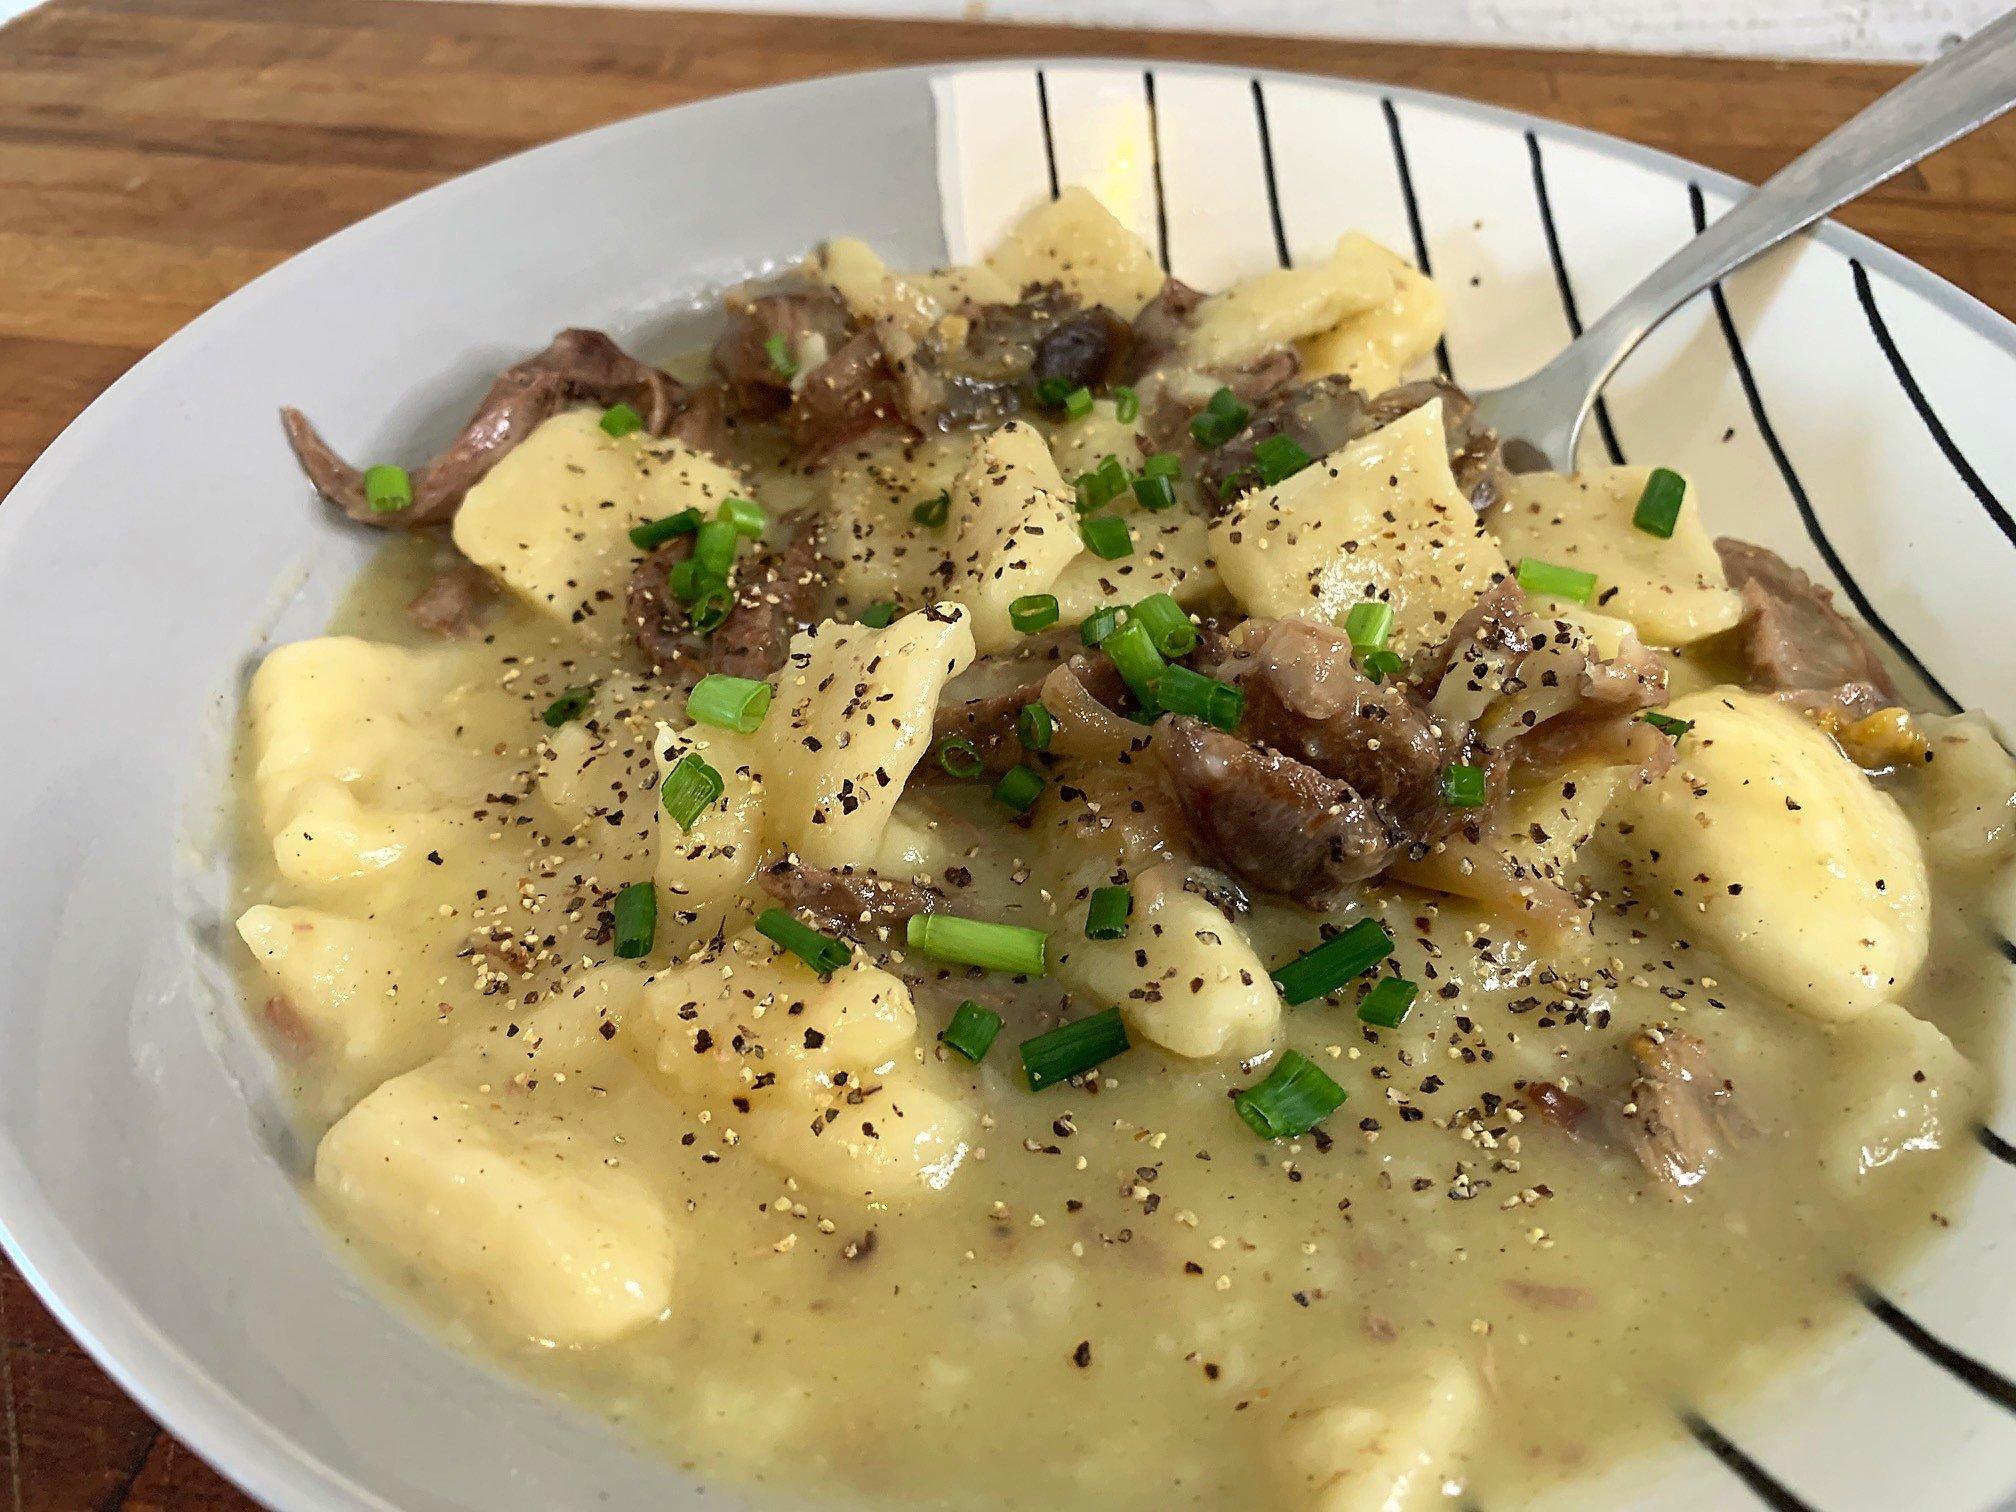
[[858, 601, 899, 629], [1085, 886, 1133, 940], [718, 496, 766, 539], [689, 579, 735, 633], [611, 881, 657, 959], [1235, 1051, 1346, 1139], [1344, 601, 1394, 654], [667, 557, 708, 603], [993, 763, 1045, 814], [1132, 474, 1178, 512], [629, 508, 703, 550], [938, 736, 985, 780], [1154, 665, 1244, 731], [1080, 607, 1125, 647], [907, 912, 1049, 976], [1082, 515, 1134, 560], [1034, 376, 1074, 407], [659, 752, 724, 831], [1642, 710, 1694, 738], [599, 403, 644, 438], [1272, 918, 1395, 1005], [1102, 619, 1167, 701], [1515, 557, 1598, 604], [1131, 593, 1198, 658], [540, 685, 595, 728], [1632, 467, 1687, 539], [1189, 387, 1251, 448], [941, 1000, 1003, 1063], [1254, 433, 1313, 485], [686, 673, 772, 734], [913, 491, 951, 528], [763, 333, 797, 378], [1362, 648, 1406, 684], [1358, 977, 1420, 1030], [1076, 456, 1129, 514], [363, 464, 411, 514], [1142, 452, 1182, 480], [1440, 763, 1487, 809], [693, 518, 740, 578], [1011, 593, 1061, 633], [1017, 701, 1055, 751], [755, 907, 853, 977], [1020, 1007, 1129, 1091], [1113, 386, 1141, 424], [1061, 386, 1094, 420]]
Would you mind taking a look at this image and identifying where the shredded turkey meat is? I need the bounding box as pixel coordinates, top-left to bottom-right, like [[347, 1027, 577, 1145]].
[[624, 515, 824, 685], [1619, 1029, 1746, 1197], [713, 281, 858, 416], [759, 860, 942, 937], [404, 558, 492, 637], [1714, 537, 1900, 719]]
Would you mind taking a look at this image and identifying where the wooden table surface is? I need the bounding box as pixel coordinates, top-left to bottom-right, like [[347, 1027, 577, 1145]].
[[3, 1, 2014, 1505]]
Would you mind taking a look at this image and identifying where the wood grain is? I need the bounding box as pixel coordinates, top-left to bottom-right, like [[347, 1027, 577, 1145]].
[[0, 1, 2012, 1505]]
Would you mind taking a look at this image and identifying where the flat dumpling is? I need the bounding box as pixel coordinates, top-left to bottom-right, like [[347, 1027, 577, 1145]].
[[641, 931, 975, 1199], [1296, 234, 1445, 396], [1183, 236, 1393, 370], [761, 605, 976, 867], [821, 431, 973, 610], [1275, 1355, 1482, 1511], [1489, 466, 1741, 647], [453, 408, 747, 632], [1914, 712, 2016, 868], [268, 779, 468, 895], [1604, 688, 1930, 1022], [1211, 402, 1508, 653], [1815, 1004, 1979, 1195], [984, 187, 1166, 320], [941, 422, 1084, 653]]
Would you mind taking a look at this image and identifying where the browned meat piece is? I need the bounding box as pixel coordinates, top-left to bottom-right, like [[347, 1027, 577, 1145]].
[[1033, 305, 1131, 391], [405, 558, 492, 637], [1156, 717, 1398, 907], [626, 535, 703, 685], [705, 514, 826, 680], [1619, 1029, 1745, 1197], [712, 282, 859, 415], [1714, 538, 1899, 718], [1524, 1081, 1595, 1136], [1125, 278, 1207, 378], [282, 329, 697, 527], [760, 859, 941, 937], [932, 637, 1128, 776], [790, 329, 912, 464]]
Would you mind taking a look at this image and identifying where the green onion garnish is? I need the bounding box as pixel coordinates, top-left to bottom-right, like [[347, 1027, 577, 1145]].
[[1154, 665, 1243, 731], [913, 491, 951, 528], [689, 580, 735, 633], [1515, 557, 1598, 604], [907, 912, 1049, 976], [1440, 763, 1487, 808], [1189, 387, 1251, 449], [1344, 601, 1394, 654], [1102, 618, 1167, 701], [756, 907, 853, 977], [1362, 648, 1405, 684], [1235, 1051, 1346, 1139], [1080, 607, 1124, 646], [599, 403, 644, 438], [993, 763, 1045, 813], [1034, 376, 1074, 408], [1010, 593, 1060, 633], [667, 557, 707, 603], [1020, 1007, 1129, 1091], [1358, 977, 1419, 1029], [611, 881, 657, 959], [718, 496, 766, 539], [938, 735, 986, 779], [540, 685, 595, 728], [1017, 701, 1054, 751], [1085, 886, 1132, 940], [1272, 918, 1395, 1005], [1113, 386, 1141, 424], [1142, 453, 1182, 480], [941, 1000, 1004, 1063], [659, 752, 724, 831], [1131, 593, 1198, 657], [693, 518, 740, 578], [763, 333, 797, 378], [1062, 386, 1094, 420], [686, 673, 772, 734], [1254, 433, 1313, 486], [629, 508, 703, 550], [1642, 710, 1694, 738], [363, 464, 412, 514], [1632, 467, 1686, 539], [859, 601, 899, 629], [1131, 474, 1178, 512], [1076, 456, 1129, 514]]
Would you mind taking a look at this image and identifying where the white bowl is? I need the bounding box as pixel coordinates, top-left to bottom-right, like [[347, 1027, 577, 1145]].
[[1, 59, 2012, 1512]]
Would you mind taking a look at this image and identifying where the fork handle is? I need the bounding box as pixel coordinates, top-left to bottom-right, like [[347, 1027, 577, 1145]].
[[1544, 8, 2016, 439]]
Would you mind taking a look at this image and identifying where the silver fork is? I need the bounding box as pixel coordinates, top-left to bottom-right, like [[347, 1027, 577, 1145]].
[[1471, 7, 2016, 472]]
